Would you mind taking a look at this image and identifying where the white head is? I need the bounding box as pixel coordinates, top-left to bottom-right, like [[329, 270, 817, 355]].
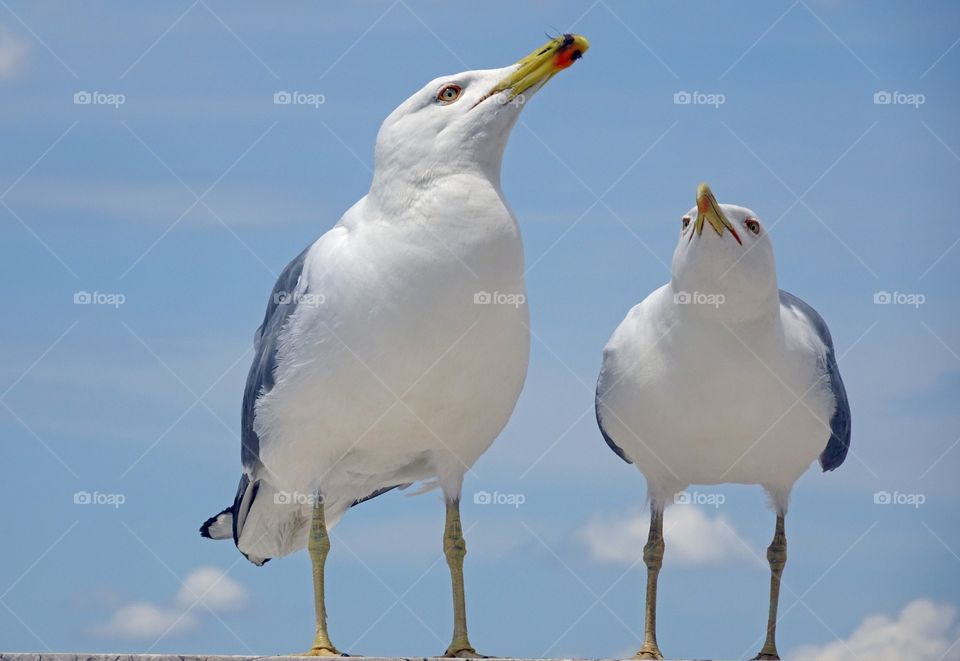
[[369, 34, 589, 200], [671, 183, 778, 320]]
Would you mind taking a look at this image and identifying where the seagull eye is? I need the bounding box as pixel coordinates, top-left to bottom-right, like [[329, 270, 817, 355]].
[[745, 218, 761, 234], [437, 84, 462, 104], [681, 216, 691, 230]]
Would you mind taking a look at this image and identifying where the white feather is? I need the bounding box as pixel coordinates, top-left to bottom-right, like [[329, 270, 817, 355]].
[[236, 65, 539, 560]]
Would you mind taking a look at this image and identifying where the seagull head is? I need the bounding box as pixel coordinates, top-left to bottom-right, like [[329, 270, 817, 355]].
[[671, 183, 778, 319], [370, 34, 589, 194]]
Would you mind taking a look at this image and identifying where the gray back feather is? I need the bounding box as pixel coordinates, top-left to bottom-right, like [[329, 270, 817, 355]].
[[241, 245, 312, 470], [779, 290, 851, 471]]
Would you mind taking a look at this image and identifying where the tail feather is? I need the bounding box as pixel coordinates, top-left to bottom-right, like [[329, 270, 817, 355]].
[[199, 507, 232, 539], [202, 476, 411, 566]]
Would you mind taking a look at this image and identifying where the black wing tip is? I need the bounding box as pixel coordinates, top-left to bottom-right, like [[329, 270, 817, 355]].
[[600, 421, 633, 464], [819, 454, 839, 472], [820, 379, 851, 473], [819, 399, 851, 472], [244, 553, 271, 567], [200, 507, 231, 539], [199, 518, 216, 538], [819, 455, 846, 472], [819, 434, 851, 472], [595, 392, 633, 465]]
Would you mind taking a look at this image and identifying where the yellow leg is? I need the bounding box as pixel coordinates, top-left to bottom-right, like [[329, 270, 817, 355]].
[[634, 506, 664, 660], [754, 513, 787, 660], [304, 497, 341, 656], [442, 499, 481, 658]]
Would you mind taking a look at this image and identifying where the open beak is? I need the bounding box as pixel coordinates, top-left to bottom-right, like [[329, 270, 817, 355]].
[[473, 33, 590, 108], [694, 182, 742, 245]]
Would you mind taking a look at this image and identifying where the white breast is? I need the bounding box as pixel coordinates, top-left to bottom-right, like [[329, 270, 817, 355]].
[[598, 285, 835, 505], [253, 184, 530, 512]]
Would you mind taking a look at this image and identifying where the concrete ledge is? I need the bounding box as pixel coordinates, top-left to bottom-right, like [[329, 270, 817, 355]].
[[0, 655, 720, 661]]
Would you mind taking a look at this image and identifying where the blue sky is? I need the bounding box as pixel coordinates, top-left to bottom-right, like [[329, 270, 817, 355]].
[[1, 1, 959, 659]]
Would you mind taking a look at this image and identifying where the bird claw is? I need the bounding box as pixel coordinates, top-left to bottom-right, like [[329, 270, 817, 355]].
[[301, 645, 346, 656], [440, 645, 488, 658]]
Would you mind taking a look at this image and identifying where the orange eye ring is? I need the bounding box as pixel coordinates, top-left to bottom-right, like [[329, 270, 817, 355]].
[[745, 218, 761, 234], [681, 216, 691, 230], [437, 84, 462, 104]]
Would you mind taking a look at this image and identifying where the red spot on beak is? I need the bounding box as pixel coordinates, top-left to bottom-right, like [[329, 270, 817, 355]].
[[553, 48, 582, 71]]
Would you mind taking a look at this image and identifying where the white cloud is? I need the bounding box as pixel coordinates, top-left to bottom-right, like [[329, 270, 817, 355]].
[[91, 602, 197, 639], [579, 506, 760, 568], [6, 178, 321, 227], [0, 26, 30, 80], [91, 566, 247, 640], [175, 566, 248, 611], [791, 599, 960, 661]]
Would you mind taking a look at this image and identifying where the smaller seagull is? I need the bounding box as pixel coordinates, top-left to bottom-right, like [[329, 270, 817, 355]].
[[595, 183, 851, 660]]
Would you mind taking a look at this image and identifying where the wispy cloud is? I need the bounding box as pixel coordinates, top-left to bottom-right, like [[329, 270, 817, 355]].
[[90, 566, 247, 640], [791, 598, 960, 661], [578, 506, 760, 568], [6, 178, 321, 227], [174, 566, 247, 611], [91, 601, 198, 639], [0, 25, 31, 80]]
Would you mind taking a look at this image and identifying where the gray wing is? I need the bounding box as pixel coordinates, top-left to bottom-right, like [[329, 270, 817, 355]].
[[238, 244, 410, 508], [201, 247, 311, 566], [241, 244, 312, 470], [779, 290, 851, 471]]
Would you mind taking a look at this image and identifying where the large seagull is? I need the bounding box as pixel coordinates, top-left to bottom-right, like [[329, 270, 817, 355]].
[[595, 183, 851, 660], [201, 34, 589, 656]]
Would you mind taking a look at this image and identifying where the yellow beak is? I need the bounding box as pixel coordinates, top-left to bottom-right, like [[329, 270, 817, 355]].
[[694, 182, 742, 245], [475, 34, 590, 107]]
